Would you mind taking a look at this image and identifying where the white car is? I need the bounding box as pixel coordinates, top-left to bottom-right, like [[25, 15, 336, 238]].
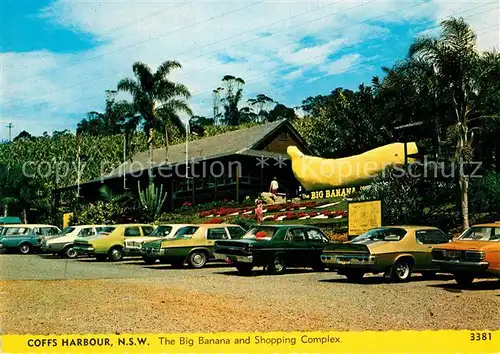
[[124, 224, 199, 256], [41, 225, 110, 258]]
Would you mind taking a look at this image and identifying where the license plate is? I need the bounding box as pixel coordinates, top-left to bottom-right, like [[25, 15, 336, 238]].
[[447, 251, 461, 259], [337, 258, 349, 264]]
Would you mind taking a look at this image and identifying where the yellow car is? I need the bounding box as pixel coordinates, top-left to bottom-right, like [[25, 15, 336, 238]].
[[321, 225, 451, 282], [141, 224, 246, 267], [73, 224, 154, 261]]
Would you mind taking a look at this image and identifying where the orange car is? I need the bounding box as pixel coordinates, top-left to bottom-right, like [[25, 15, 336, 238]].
[[432, 222, 500, 287]]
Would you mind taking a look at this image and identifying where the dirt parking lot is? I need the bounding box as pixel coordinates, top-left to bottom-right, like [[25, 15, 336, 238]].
[[1, 254, 499, 334]]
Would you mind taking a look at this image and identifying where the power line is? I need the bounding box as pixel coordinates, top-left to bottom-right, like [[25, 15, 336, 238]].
[[2, 5, 497, 116], [3, 0, 494, 109]]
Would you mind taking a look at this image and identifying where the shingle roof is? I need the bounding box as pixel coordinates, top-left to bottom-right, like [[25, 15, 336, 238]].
[[104, 119, 290, 179]]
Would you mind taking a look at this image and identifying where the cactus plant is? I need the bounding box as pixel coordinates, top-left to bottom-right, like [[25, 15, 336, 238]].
[[138, 181, 168, 221]]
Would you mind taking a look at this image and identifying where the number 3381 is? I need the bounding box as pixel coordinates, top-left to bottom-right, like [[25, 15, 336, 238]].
[[470, 332, 492, 341]]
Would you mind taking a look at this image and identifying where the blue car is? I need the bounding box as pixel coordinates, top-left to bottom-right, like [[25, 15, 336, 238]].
[[0, 224, 61, 254]]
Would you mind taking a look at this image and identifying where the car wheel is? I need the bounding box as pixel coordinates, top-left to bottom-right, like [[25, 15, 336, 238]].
[[188, 251, 207, 268], [267, 254, 286, 275], [344, 270, 364, 282], [19, 243, 31, 254], [95, 254, 108, 261], [108, 247, 124, 261], [454, 273, 475, 288], [63, 245, 78, 259], [142, 256, 156, 265], [236, 264, 253, 276], [391, 258, 413, 282], [421, 271, 437, 279]]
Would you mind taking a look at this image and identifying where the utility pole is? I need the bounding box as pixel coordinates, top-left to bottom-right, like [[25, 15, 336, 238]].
[[6, 123, 13, 141]]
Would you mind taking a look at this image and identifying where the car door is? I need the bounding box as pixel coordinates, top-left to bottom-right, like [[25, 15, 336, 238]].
[[283, 228, 309, 266], [306, 228, 329, 264], [206, 227, 230, 256]]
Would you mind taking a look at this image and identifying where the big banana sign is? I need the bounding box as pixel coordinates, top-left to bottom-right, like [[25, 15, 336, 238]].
[[287, 142, 418, 190]]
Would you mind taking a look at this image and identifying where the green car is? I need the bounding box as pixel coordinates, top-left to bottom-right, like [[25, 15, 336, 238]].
[[213, 225, 331, 275]]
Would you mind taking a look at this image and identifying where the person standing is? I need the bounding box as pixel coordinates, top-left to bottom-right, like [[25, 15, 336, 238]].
[[255, 199, 263, 224], [269, 177, 279, 195]]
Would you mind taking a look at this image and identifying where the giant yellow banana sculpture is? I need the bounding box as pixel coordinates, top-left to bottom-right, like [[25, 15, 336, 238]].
[[287, 142, 418, 190]]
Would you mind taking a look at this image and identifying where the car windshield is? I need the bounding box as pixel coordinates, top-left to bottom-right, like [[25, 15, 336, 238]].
[[243, 226, 277, 240], [59, 227, 75, 235], [458, 227, 500, 241], [352, 227, 407, 242], [150, 226, 174, 237]]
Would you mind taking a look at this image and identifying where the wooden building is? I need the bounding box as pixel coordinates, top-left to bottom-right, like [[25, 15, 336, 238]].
[[56, 119, 313, 210]]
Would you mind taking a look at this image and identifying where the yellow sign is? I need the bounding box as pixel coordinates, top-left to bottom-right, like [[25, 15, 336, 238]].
[[348, 200, 382, 236], [1, 330, 497, 353], [62, 213, 73, 228]]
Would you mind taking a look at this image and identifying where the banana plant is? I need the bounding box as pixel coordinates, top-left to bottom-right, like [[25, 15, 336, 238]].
[[137, 181, 168, 221]]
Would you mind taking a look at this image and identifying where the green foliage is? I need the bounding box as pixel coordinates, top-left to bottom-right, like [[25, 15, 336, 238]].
[[470, 171, 500, 214], [138, 181, 168, 221], [359, 165, 459, 232], [70, 201, 144, 225]]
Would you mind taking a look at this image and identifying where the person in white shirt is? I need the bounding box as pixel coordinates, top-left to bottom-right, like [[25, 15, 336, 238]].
[[269, 177, 279, 195]]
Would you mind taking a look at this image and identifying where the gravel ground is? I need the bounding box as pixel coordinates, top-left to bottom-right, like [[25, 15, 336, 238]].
[[1, 254, 499, 334]]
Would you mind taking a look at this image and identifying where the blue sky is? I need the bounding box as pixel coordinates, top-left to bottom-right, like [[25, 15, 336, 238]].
[[0, 0, 498, 140]]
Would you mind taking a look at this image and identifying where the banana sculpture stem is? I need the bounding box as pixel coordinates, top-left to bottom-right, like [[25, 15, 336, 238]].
[[287, 142, 418, 191]]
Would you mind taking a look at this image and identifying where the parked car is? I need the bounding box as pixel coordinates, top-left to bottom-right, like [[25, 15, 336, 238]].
[[41, 225, 110, 258], [0, 224, 61, 254], [73, 224, 154, 261], [124, 224, 197, 257], [213, 225, 330, 275], [320, 226, 451, 282], [432, 222, 500, 287], [141, 224, 246, 267]]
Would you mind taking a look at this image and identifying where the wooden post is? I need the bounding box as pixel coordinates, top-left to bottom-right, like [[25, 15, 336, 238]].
[[236, 165, 240, 203]]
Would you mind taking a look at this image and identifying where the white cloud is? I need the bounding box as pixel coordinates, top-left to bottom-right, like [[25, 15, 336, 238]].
[[0, 0, 498, 139]]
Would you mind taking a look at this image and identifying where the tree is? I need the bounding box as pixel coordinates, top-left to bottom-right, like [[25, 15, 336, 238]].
[[220, 75, 246, 126], [13, 130, 32, 142], [117, 60, 192, 164], [247, 94, 275, 121], [267, 103, 298, 122], [407, 17, 500, 230]]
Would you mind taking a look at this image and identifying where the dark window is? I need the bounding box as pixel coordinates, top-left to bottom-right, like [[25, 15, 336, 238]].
[[207, 228, 229, 240], [142, 226, 154, 236], [306, 229, 328, 242], [175, 226, 199, 237], [78, 228, 94, 237], [227, 226, 246, 239], [124, 227, 141, 237], [285, 228, 306, 242], [416, 230, 449, 244]]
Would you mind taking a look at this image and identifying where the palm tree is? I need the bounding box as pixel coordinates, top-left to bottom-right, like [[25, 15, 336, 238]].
[[117, 60, 192, 165], [407, 17, 499, 230]]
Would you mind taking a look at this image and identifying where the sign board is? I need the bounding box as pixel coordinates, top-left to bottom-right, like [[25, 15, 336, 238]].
[[301, 186, 367, 200], [63, 213, 74, 228], [348, 200, 382, 236]]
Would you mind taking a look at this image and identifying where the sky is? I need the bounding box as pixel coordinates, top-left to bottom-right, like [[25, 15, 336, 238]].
[[0, 0, 499, 140]]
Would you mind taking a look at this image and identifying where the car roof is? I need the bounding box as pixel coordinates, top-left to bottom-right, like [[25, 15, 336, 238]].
[[113, 224, 152, 227], [251, 224, 319, 228], [472, 222, 500, 227], [2, 224, 59, 228], [380, 225, 439, 230], [200, 224, 240, 228], [155, 223, 197, 227]]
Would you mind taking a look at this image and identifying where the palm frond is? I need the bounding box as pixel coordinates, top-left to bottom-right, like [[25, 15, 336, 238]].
[[117, 78, 141, 97], [154, 60, 182, 81], [132, 62, 155, 92]]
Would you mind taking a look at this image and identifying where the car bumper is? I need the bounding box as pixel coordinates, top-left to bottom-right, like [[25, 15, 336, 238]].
[[214, 252, 253, 263], [432, 259, 489, 272], [123, 247, 143, 256], [321, 254, 376, 266], [73, 245, 95, 255]]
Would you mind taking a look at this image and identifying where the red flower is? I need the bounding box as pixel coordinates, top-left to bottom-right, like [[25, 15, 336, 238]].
[[204, 218, 225, 224]]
